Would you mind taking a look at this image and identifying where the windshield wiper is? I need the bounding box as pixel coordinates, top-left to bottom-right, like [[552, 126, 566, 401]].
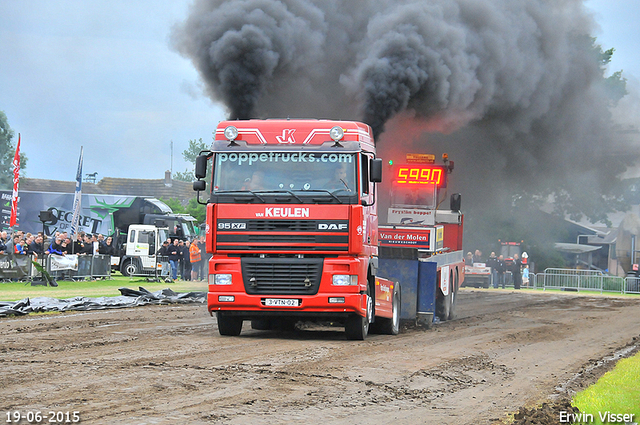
[[213, 190, 266, 203], [255, 190, 303, 203], [291, 189, 343, 203]]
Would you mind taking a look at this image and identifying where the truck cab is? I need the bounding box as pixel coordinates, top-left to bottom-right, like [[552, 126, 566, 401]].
[[194, 119, 400, 340], [117, 224, 169, 277]]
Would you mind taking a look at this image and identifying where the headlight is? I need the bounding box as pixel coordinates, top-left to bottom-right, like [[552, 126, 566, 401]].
[[332, 274, 358, 286], [224, 126, 239, 141], [329, 126, 344, 141], [212, 274, 232, 285]]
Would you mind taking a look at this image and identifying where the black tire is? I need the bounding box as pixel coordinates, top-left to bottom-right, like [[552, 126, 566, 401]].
[[251, 319, 272, 330], [436, 290, 451, 321], [380, 286, 401, 335], [217, 312, 243, 336], [121, 259, 138, 277], [272, 318, 298, 332], [448, 286, 457, 321], [345, 291, 372, 340]]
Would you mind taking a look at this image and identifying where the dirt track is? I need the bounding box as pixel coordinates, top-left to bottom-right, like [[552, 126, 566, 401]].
[[2, 289, 639, 424]]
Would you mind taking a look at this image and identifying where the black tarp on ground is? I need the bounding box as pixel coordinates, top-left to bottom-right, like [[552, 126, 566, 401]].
[[0, 287, 206, 317]]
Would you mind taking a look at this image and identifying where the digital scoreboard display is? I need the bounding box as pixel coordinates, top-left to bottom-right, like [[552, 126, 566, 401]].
[[393, 164, 447, 187]]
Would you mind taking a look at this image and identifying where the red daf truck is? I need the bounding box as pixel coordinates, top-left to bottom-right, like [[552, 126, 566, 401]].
[[193, 119, 465, 338], [193, 119, 399, 339]]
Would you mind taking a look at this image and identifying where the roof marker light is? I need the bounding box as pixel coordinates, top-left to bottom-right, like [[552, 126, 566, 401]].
[[224, 126, 239, 141], [329, 126, 344, 141]]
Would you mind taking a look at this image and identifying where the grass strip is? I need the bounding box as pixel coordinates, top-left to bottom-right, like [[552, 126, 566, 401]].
[[571, 351, 640, 424]]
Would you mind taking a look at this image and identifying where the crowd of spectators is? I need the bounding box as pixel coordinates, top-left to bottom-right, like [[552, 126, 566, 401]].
[[1, 229, 209, 282], [0, 229, 117, 259], [157, 235, 207, 282]]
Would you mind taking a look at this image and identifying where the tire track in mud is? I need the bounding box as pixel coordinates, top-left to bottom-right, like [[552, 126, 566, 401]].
[[1, 291, 640, 424]]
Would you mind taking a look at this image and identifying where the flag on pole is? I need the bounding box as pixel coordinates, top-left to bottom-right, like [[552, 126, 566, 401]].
[[9, 134, 20, 228], [70, 146, 84, 236]]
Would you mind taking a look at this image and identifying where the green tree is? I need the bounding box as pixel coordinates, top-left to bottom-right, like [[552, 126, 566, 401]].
[[173, 138, 208, 182], [160, 197, 206, 229], [593, 43, 628, 106], [173, 169, 194, 182], [545, 38, 631, 226], [162, 137, 209, 225], [604, 70, 628, 106], [159, 197, 185, 214], [182, 138, 207, 164], [0, 111, 27, 190], [185, 197, 206, 223]]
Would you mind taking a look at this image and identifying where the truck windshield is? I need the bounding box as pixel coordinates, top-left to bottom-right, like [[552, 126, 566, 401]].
[[212, 152, 357, 194], [390, 185, 438, 209], [181, 222, 194, 238]]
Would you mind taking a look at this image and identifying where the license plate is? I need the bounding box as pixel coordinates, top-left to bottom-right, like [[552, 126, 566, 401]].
[[264, 298, 299, 307]]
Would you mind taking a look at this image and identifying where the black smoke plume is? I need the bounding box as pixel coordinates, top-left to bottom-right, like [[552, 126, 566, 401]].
[[173, 0, 638, 258]]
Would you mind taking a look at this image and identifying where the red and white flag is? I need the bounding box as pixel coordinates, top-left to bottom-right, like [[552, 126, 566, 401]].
[[9, 134, 20, 228]]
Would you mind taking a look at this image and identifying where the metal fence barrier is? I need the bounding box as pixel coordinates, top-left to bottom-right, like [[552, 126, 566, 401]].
[[462, 267, 640, 295], [90, 255, 112, 279], [0, 253, 112, 282], [528, 268, 639, 295], [124, 255, 169, 281], [0, 253, 32, 281]]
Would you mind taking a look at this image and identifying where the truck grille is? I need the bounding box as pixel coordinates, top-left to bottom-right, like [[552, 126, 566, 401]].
[[241, 257, 323, 295]]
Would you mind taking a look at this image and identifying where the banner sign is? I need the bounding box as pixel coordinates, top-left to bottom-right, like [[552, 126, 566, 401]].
[[49, 254, 78, 271], [0, 190, 137, 236], [9, 134, 20, 227], [70, 147, 83, 236], [378, 226, 435, 251], [387, 207, 435, 226]]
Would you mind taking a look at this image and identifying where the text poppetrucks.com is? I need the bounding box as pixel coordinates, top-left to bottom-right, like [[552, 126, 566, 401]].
[[560, 410, 636, 423]]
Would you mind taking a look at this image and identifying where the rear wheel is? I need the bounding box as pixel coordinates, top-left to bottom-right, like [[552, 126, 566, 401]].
[[250, 319, 271, 330], [448, 287, 457, 321], [436, 290, 452, 321], [217, 312, 243, 336], [345, 291, 372, 340], [272, 318, 297, 332], [379, 285, 401, 335]]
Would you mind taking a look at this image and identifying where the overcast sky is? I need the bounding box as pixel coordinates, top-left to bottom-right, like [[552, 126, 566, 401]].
[[1, 0, 639, 183]]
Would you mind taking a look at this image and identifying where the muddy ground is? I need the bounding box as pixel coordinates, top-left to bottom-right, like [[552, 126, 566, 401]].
[[1, 289, 639, 424]]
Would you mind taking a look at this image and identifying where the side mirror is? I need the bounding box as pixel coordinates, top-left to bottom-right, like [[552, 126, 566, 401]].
[[370, 158, 382, 183], [193, 180, 206, 192], [195, 154, 210, 179], [450, 193, 461, 212]]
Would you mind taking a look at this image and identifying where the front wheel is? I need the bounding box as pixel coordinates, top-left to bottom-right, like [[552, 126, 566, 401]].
[[217, 312, 243, 336], [345, 292, 372, 340], [121, 259, 138, 277]]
